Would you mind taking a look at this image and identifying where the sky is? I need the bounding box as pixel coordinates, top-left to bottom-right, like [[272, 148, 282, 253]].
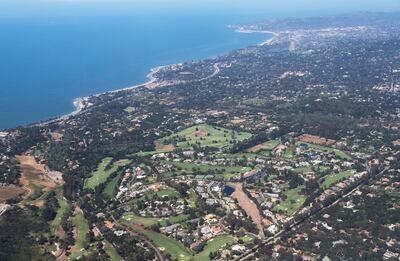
[[1, 0, 400, 18]]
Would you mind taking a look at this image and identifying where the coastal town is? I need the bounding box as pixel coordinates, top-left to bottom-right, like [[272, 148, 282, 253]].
[[0, 12, 399, 261]]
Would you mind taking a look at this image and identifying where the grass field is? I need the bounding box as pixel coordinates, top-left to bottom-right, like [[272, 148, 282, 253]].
[[292, 166, 330, 174], [124, 106, 135, 113], [103, 173, 122, 198], [138, 229, 193, 261], [275, 185, 305, 216], [122, 213, 189, 227], [320, 169, 356, 189], [84, 157, 131, 189], [168, 161, 251, 178], [128, 187, 180, 204], [193, 236, 236, 261], [295, 142, 352, 160], [283, 148, 294, 158], [158, 124, 252, 150], [187, 189, 197, 208], [292, 166, 312, 173], [247, 139, 280, 152], [240, 235, 254, 244], [104, 240, 123, 261], [51, 188, 69, 233], [156, 188, 179, 198], [70, 212, 90, 260]]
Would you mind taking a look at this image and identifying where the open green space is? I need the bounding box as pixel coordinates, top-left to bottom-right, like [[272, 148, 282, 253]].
[[243, 98, 269, 106], [320, 169, 356, 189], [124, 106, 135, 113], [220, 152, 272, 160], [126, 187, 180, 205], [158, 124, 252, 149], [135, 228, 193, 261], [167, 161, 251, 178], [156, 188, 180, 198], [187, 188, 197, 208], [247, 139, 280, 152], [104, 240, 123, 261], [103, 173, 122, 198], [283, 148, 294, 158], [295, 141, 352, 160], [84, 157, 131, 189], [121, 213, 189, 227], [51, 188, 69, 233], [275, 185, 305, 216], [292, 166, 312, 173], [240, 235, 254, 244], [193, 235, 236, 261], [70, 212, 90, 260]]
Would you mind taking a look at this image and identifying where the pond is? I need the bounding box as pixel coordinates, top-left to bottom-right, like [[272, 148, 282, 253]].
[[223, 185, 235, 196]]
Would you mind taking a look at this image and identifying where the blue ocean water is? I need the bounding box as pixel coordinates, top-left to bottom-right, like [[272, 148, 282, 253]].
[[0, 15, 271, 129]]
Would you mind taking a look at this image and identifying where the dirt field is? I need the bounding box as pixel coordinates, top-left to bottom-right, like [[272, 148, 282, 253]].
[[297, 134, 336, 145], [247, 144, 265, 153], [231, 183, 265, 239], [50, 132, 63, 141], [0, 185, 25, 203], [16, 155, 59, 199], [230, 118, 246, 125], [155, 142, 175, 152]]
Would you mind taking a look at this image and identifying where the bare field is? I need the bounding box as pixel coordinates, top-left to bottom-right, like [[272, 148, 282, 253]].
[[0, 185, 25, 203], [231, 183, 265, 238], [16, 155, 59, 199], [297, 134, 336, 145], [155, 142, 175, 152]]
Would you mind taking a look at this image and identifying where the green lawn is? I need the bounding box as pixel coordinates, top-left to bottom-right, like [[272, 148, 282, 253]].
[[320, 169, 356, 189], [275, 186, 305, 216], [137, 229, 193, 261], [295, 142, 352, 160], [70, 212, 90, 260], [156, 188, 179, 198], [219, 152, 271, 160], [122, 213, 189, 227], [158, 124, 252, 149], [292, 166, 330, 174], [104, 240, 123, 261], [168, 161, 251, 177], [124, 106, 135, 113], [240, 235, 254, 245], [84, 157, 131, 189], [187, 189, 197, 208], [292, 166, 312, 173], [103, 173, 122, 198], [51, 188, 69, 233], [283, 148, 294, 158], [127, 187, 180, 204], [193, 236, 236, 261]]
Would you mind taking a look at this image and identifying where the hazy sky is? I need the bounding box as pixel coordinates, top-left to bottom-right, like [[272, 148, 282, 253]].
[[2, 0, 400, 18]]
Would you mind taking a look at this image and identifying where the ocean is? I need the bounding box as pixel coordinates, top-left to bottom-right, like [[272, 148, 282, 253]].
[[0, 14, 271, 130]]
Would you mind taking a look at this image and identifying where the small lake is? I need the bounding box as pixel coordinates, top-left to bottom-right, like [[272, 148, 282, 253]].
[[223, 185, 235, 196]]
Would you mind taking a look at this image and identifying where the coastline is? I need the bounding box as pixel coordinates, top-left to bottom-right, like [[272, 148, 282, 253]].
[[27, 27, 276, 129], [234, 27, 279, 46], [31, 64, 173, 127]]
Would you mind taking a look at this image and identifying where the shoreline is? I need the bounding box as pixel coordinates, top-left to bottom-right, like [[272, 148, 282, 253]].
[[19, 26, 276, 130], [29, 64, 175, 128], [233, 27, 279, 46]]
